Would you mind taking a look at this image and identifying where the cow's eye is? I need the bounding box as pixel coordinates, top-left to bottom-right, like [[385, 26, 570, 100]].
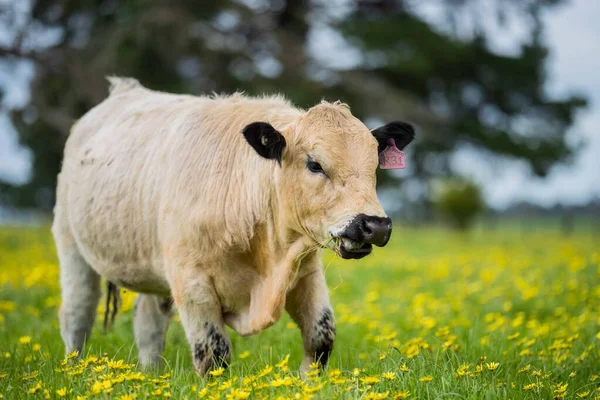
[[307, 159, 325, 175]]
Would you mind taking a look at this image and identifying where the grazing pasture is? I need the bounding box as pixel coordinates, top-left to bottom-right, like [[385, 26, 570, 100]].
[[0, 223, 598, 399]]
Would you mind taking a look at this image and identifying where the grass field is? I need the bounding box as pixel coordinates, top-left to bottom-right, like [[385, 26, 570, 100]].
[[0, 223, 598, 399]]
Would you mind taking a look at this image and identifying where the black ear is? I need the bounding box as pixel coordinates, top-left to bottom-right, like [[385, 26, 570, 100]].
[[242, 122, 287, 165], [371, 121, 415, 153]]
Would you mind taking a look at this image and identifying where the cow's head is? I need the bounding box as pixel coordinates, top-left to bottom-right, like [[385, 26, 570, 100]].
[[243, 101, 414, 259]]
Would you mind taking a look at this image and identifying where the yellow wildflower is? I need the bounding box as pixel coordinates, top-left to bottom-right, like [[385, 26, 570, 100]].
[[56, 387, 67, 397], [19, 336, 31, 344], [419, 376, 433, 383], [239, 351, 251, 359], [360, 376, 381, 385], [393, 391, 411, 399], [400, 363, 409, 372], [32, 343, 41, 351], [382, 372, 396, 380], [517, 364, 531, 373], [485, 362, 500, 371], [209, 367, 225, 377], [28, 381, 42, 394], [66, 350, 79, 359], [365, 391, 390, 400]]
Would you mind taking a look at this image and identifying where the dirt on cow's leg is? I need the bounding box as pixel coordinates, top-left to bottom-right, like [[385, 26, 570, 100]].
[[285, 267, 336, 374], [53, 220, 101, 356], [134, 294, 172, 369], [167, 264, 231, 376]]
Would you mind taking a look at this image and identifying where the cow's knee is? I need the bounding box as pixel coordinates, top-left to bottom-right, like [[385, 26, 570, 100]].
[[193, 322, 231, 375]]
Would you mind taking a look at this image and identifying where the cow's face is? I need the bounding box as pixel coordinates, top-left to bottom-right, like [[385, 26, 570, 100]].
[[243, 102, 414, 259]]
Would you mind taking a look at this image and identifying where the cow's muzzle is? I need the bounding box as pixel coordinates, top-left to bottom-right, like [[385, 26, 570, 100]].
[[333, 214, 392, 259]]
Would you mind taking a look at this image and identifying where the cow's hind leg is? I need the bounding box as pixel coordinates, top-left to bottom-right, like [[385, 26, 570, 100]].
[[286, 269, 336, 374], [53, 227, 101, 355], [134, 294, 172, 369]]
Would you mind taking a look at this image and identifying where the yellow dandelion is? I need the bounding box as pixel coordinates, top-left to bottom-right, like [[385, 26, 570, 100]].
[[19, 336, 31, 345], [553, 383, 568, 399], [485, 362, 499, 371], [28, 381, 42, 394], [163, 392, 172, 398], [382, 372, 396, 380], [56, 387, 67, 397], [276, 354, 290, 369], [352, 368, 361, 376], [393, 391, 411, 399], [569, 371, 577, 378], [400, 363, 409, 372], [577, 391, 591, 398], [360, 376, 381, 385], [517, 364, 531, 373], [239, 351, 251, 359], [365, 391, 390, 400], [258, 365, 273, 377], [379, 353, 387, 360], [66, 350, 79, 359], [209, 367, 225, 377], [32, 343, 41, 351], [456, 363, 470, 377], [523, 383, 539, 391], [118, 395, 137, 400], [227, 389, 250, 399], [419, 376, 433, 383]]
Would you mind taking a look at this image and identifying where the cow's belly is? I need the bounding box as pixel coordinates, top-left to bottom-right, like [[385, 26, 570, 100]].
[[66, 185, 170, 296]]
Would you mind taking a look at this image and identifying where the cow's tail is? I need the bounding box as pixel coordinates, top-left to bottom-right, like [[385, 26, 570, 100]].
[[103, 281, 121, 331]]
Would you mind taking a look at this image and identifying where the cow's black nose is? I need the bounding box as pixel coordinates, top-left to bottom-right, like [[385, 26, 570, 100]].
[[361, 215, 392, 246], [344, 214, 392, 247]]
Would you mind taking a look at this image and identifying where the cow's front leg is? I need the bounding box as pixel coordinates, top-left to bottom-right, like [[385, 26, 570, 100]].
[[225, 237, 310, 336], [168, 264, 230, 376], [285, 267, 335, 373]]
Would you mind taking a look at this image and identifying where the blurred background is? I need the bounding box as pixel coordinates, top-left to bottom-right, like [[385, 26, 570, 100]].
[[0, 0, 598, 231]]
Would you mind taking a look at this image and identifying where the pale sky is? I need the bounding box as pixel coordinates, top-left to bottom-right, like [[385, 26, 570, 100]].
[[416, 0, 600, 208], [1, 0, 598, 209]]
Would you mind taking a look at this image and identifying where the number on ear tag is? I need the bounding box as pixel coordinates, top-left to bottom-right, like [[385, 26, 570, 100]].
[[379, 139, 406, 169]]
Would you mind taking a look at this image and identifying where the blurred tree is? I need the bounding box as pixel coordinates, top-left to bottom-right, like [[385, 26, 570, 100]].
[[0, 0, 587, 211], [433, 177, 484, 231]]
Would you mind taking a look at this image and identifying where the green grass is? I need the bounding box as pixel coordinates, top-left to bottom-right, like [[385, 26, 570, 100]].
[[0, 223, 598, 399]]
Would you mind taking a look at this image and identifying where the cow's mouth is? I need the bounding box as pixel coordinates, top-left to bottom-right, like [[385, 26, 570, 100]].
[[335, 237, 373, 259]]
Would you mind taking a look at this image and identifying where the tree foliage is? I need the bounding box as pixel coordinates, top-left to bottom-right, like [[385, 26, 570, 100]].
[[433, 178, 485, 231], [0, 0, 587, 210]]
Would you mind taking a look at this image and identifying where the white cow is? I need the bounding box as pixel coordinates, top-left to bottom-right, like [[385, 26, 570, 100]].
[[52, 78, 415, 375]]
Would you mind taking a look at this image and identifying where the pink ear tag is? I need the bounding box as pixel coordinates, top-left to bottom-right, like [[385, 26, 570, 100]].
[[379, 138, 406, 169]]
